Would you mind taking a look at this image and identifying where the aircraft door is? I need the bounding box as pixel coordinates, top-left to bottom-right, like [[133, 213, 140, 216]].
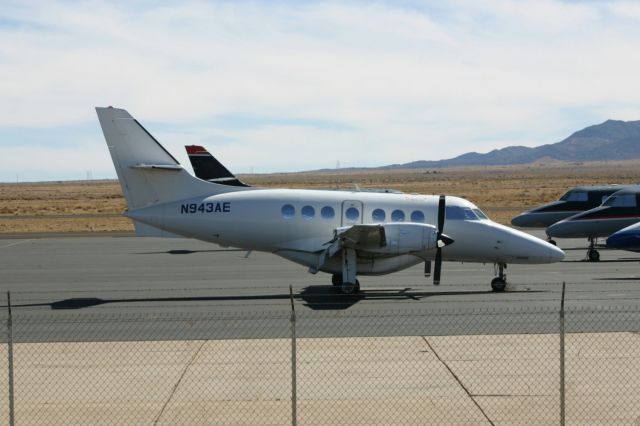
[[341, 200, 364, 226]]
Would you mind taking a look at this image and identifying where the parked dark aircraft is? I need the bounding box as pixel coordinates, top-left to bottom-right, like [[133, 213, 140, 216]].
[[606, 222, 640, 252], [547, 186, 640, 261], [511, 185, 635, 235]]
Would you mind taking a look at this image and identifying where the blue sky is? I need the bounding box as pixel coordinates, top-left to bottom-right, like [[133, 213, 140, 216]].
[[1, 0, 640, 181]]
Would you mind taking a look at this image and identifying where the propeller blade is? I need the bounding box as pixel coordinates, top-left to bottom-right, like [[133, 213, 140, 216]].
[[437, 195, 446, 233], [433, 248, 442, 285], [424, 261, 431, 277], [433, 195, 446, 285]]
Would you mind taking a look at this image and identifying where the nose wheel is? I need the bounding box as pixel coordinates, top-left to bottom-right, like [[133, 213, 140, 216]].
[[546, 236, 557, 246], [491, 263, 507, 292], [587, 237, 600, 262]]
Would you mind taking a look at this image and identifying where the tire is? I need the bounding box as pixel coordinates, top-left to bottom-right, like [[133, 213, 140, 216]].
[[491, 277, 506, 292], [340, 279, 360, 295], [331, 274, 342, 286], [588, 249, 600, 262]]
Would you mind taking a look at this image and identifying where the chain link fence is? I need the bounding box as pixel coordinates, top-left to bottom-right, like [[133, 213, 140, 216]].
[[0, 290, 639, 424]]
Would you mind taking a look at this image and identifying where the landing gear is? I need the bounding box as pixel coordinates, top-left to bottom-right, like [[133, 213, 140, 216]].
[[587, 237, 600, 262], [331, 274, 360, 294], [331, 248, 361, 294], [546, 236, 557, 246], [491, 263, 507, 292]]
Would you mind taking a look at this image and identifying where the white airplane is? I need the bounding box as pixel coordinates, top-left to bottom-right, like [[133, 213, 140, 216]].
[[96, 107, 565, 293]]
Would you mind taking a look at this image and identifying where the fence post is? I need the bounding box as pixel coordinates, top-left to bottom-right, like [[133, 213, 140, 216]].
[[289, 285, 297, 426], [7, 291, 15, 426], [559, 281, 566, 426]]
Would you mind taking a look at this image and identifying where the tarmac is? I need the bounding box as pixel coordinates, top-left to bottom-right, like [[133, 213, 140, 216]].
[[1, 231, 640, 424], [0, 230, 639, 339], [1, 230, 640, 308]]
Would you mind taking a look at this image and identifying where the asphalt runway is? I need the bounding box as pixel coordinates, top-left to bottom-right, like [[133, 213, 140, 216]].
[[1, 230, 640, 341]]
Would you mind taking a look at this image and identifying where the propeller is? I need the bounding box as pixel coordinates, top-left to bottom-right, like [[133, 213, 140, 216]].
[[433, 194, 454, 285]]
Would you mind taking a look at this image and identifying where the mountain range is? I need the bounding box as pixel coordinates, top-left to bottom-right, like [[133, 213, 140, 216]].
[[381, 119, 640, 169]]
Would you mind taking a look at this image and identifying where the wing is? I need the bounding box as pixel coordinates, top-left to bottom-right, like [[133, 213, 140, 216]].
[[333, 224, 387, 250], [310, 223, 441, 273]]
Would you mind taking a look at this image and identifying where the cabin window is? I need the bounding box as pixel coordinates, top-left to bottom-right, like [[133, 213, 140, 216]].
[[410, 210, 425, 222], [391, 209, 405, 222], [281, 204, 295, 219], [603, 194, 637, 207], [301, 205, 315, 220], [321, 206, 335, 219], [372, 208, 386, 222], [345, 207, 360, 222]]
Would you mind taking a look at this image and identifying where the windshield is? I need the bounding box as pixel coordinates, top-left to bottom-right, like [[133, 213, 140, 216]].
[[560, 190, 588, 202], [446, 206, 489, 221], [473, 208, 489, 220], [602, 194, 637, 207]]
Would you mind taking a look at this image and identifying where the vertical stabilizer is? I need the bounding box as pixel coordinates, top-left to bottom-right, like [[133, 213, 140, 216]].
[[96, 107, 244, 210], [186, 145, 250, 187]]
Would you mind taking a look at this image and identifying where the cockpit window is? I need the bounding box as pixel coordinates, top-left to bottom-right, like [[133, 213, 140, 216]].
[[560, 191, 588, 202], [473, 208, 489, 220], [446, 206, 483, 220], [603, 194, 637, 207]]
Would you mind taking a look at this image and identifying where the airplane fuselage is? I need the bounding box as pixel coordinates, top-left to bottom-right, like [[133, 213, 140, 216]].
[[128, 188, 564, 275]]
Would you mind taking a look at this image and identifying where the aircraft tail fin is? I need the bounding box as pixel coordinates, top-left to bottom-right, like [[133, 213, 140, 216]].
[[186, 145, 250, 187], [96, 107, 245, 210]]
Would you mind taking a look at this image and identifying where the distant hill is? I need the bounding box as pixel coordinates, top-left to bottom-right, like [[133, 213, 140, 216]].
[[381, 119, 640, 169]]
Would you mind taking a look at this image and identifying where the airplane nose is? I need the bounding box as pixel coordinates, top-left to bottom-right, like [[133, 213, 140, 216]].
[[607, 229, 640, 249], [510, 214, 529, 227], [548, 244, 565, 262], [546, 220, 574, 238], [503, 225, 566, 263]]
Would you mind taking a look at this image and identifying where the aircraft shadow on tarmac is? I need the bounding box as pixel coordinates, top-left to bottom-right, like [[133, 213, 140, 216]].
[[593, 277, 640, 281], [135, 249, 244, 255], [7, 286, 535, 311], [563, 258, 640, 263]]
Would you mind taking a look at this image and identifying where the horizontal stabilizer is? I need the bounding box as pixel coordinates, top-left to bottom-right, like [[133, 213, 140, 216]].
[[132, 220, 182, 238], [131, 164, 183, 171]]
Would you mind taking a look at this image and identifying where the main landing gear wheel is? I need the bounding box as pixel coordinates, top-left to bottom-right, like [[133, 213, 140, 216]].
[[331, 274, 360, 294], [341, 280, 360, 295], [331, 274, 342, 287], [491, 277, 506, 292], [547, 238, 557, 246]]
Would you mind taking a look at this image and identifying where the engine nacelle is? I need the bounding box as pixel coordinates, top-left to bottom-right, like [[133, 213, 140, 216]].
[[374, 223, 438, 255]]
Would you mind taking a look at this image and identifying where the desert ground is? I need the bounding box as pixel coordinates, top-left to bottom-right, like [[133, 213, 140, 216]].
[[2, 160, 640, 234]]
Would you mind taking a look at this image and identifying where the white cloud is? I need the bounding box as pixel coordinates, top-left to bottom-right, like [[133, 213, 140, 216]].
[[1, 0, 640, 180]]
